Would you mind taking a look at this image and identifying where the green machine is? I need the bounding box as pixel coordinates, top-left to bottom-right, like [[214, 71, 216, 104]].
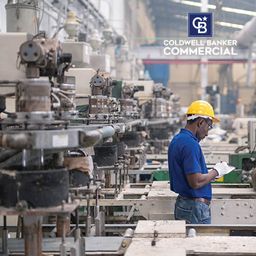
[[227, 152, 256, 184], [153, 165, 242, 183], [153, 168, 169, 181], [150, 152, 256, 184], [150, 153, 256, 183]]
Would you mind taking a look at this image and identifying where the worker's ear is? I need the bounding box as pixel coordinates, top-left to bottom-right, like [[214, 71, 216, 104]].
[[197, 118, 204, 127]]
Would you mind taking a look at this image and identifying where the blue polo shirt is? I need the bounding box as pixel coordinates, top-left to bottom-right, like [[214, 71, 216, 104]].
[[168, 128, 212, 200]]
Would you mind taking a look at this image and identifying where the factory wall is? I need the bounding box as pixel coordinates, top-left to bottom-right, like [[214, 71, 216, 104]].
[[169, 63, 256, 111], [89, 0, 155, 48], [133, 0, 155, 45], [90, 0, 125, 35]]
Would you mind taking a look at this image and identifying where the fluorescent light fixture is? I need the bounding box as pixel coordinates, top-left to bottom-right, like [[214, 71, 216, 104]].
[[174, 0, 215, 9], [171, 0, 215, 9], [215, 21, 244, 29], [222, 7, 256, 16], [174, 14, 244, 29], [174, 14, 187, 19], [170, 0, 256, 17]]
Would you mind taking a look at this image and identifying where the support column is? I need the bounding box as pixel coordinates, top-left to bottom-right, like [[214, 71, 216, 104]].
[[201, 0, 208, 100]]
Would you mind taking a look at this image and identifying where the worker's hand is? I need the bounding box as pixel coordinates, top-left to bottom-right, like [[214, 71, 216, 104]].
[[213, 162, 235, 178]]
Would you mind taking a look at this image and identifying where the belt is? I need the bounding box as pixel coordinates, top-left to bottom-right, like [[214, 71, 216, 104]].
[[178, 195, 211, 206]]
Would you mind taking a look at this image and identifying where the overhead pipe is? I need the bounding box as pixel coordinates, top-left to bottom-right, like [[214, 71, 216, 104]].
[[77, 0, 118, 37], [234, 17, 256, 86], [235, 17, 256, 49]]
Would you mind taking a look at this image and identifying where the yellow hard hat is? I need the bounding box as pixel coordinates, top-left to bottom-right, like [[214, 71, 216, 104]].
[[186, 100, 219, 123]]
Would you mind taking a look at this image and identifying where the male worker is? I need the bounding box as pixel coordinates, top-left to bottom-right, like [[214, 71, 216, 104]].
[[168, 100, 234, 224]]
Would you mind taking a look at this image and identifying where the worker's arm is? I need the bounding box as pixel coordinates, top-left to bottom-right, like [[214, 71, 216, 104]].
[[186, 169, 218, 189]]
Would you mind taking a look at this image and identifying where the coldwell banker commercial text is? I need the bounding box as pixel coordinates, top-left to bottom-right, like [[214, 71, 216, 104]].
[[163, 39, 238, 56]]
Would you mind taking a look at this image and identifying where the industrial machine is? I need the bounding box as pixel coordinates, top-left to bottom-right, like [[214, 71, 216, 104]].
[[0, 33, 120, 255], [227, 120, 256, 185], [119, 82, 148, 173], [143, 83, 181, 155]]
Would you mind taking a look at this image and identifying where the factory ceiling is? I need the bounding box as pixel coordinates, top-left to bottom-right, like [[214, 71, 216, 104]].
[[148, 0, 256, 39]]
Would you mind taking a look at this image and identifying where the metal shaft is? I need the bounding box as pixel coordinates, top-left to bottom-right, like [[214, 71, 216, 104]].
[[23, 216, 42, 256], [56, 214, 70, 237]]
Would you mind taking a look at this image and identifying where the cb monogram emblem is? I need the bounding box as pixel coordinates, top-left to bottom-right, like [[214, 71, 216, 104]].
[[188, 13, 213, 37]]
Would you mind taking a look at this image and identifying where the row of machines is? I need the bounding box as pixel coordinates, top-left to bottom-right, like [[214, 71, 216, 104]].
[[0, 32, 182, 255], [0, 32, 121, 255]]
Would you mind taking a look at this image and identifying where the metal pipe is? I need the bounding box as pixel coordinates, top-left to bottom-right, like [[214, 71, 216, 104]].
[[0, 149, 19, 162], [0, 80, 20, 86], [125, 120, 143, 129], [77, 0, 118, 36], [2, 216, 8, 255], [0, 133, 32, 149], [51, 92, 61, 108], [236, 17, 256, 48], [86, 194, 91, 236], [57, 92, 75, 106], [124, 228, 134, 238], [246, 44, 253, 87], [56, 214, 70, 238], [80, 126, 116, 147], [40, 149, 44, 167], [22, 149, 27, 168], [23, 216, 42, 256], [41, 0, 66, 21]]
